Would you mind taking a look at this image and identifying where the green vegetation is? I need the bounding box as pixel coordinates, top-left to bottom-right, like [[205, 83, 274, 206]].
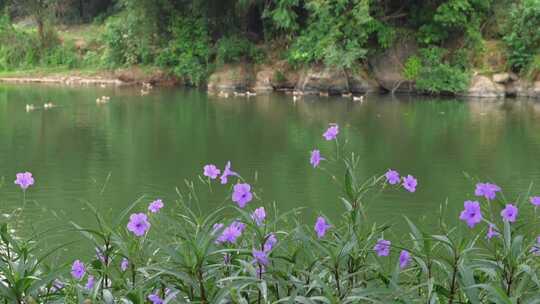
[[3, 132, 540, 303], [0, 0, 539, 93]]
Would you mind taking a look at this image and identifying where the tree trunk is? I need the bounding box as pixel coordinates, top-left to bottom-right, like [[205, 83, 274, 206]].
[[36, 17, 44, 46], [79, 0, 84, 19]]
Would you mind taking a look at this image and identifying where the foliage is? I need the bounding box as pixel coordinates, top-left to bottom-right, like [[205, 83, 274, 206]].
[[403, 55, 421, 81], [262, 0, 300, 36], [409, 47, 470, 94], [156, 15, 211, 86], [4, 125, 540, 303], [417, 0, 491, 48], [287, 0, 373, 68], [101, 13, 154, 66], [215, 35, 263, 65], [502, 0, 540, 72]]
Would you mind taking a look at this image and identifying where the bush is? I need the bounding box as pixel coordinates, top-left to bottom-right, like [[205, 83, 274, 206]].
[[503, 0, 540, 72], [408, 47, 470, 95], [215, 35, 263, 65], [41, 42, 80, 68], [156, 16, 210, 86], [0, 27, 40, 70], [287, 0, 373, 68], [101, 14, 155, 67], [403, 55, 422, 81]]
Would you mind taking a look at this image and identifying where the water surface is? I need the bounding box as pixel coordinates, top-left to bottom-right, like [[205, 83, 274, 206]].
[[1, 84, 540, 255]]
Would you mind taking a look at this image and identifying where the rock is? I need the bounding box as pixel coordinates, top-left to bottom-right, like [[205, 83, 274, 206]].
[[207, 64, 254, 92], [270, 61, 301, 90], [509, 72, 519, 81], [513, 80, 540, 98], [514, 80, 531, 97], [465, 75, 506, 98], [253, 67, 274, 92], [368, 37, 417, 93], [348, 69, 380, 93], [296, 66, 349, 94], [492, 73, 510, 83], [528, 81, 540, 98]]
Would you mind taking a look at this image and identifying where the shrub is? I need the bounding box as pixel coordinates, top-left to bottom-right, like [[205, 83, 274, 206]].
[[287, 0, 373, 68], [215, 35, 263, 65], [156, 15, 210, 86], [0, 28, 40, 70], [41, 42, 80, 68], [403, 55, 422, 81], [407, 47, 470, 95], [101, 13, 155, 67], [503, 0, 540, 72]]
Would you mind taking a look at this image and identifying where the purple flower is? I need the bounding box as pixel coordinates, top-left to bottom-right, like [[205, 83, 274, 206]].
[[314, 216, 331, 239], [323, 124, 339, 141], [203, 164, 221, 179], [531, 236, 540, 256], [148, 199, 164, 213], [85, 275, 94, 290], [374, 239, 391, 257], [399, 250, 411, 269], [487, 224, 499, 240], [220, 161, 238, 184], [310, 150, 324, 168], [216, 221, 245, 244], [530, 196, 540, 207], [402, 175, 418, 193], [127, 213, 151, 236], [71, 260, 86, 280], [252, 249, 269, 265], [264, 233, 277, 252], [148, 293, 164, 304], [459, 200, 482, 228], [501, 204, 518, 223], [14, 172, 34, 190], [120, 258, 129, 272], [212, 223, 224, 234], [251, 207, 266, 226], [475, 183, 501, 201], [385, 169, 400, 185], [232, 183, 253, 208]]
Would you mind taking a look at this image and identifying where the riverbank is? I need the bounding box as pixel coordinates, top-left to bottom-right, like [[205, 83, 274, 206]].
[[0, 66, 180, 87], [3, 65, 540, 99]]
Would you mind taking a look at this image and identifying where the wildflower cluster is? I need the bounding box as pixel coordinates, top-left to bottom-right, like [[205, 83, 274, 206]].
[[2, 123, 540, 303]]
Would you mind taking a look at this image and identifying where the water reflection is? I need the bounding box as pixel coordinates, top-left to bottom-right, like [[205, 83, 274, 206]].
[[2, 84, 540, 257]]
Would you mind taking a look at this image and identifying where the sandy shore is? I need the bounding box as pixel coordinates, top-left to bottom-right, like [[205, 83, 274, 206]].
[[0, 75, 129, 86]]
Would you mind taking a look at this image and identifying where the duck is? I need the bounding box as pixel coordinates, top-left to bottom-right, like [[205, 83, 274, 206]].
[[140, 89, 150, 96], [246, 91, 257, 97], [352, 95, 365, 102], [233, 91, 246, 97], [96, 96, 110, 104], [25, 104, 35, 112], [100, 84, 106, 88], [142, 82, 153, 90], [342, 92, 352, 98], [218, 91, 230, 98], [43, 102, 55, 109]]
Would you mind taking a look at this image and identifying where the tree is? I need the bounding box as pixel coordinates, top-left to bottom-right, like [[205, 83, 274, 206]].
[[11, 0, 51, 45]]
